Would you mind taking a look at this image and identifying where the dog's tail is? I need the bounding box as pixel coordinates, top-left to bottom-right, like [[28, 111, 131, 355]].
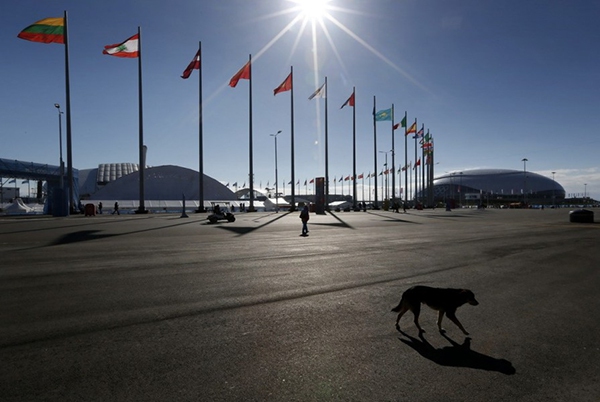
[[391, 300, 403, 312]]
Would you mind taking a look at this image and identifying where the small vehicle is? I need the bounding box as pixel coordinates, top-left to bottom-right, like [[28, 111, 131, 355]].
[[207, 206, 236, 224]]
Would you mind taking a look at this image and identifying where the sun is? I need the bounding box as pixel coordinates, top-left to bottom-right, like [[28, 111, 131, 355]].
[[290, 0, 331, 21]]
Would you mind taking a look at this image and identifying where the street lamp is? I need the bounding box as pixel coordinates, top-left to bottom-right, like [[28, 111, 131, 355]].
[[552, 171, 556, 208], [54, 103, 64, 189], [379, 150, 389, 201], [270, 130, 282, 212], [522, 158, 528, 206]]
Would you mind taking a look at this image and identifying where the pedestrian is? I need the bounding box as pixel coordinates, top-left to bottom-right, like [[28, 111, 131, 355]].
[[300, 205, 310, 236], [403, 201, 407, 213], [98, 202, 103, 214], [112, 201, 120, 215]]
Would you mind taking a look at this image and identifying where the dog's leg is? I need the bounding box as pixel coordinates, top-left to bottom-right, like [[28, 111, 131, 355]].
[[446, 311, 469, 335], [437, 310, 446, 333], [412, 304, 425, 333], [394, 305, 409, 330]]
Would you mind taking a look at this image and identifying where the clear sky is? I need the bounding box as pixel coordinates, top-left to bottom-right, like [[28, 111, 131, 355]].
[[2, 0, 599, 200]]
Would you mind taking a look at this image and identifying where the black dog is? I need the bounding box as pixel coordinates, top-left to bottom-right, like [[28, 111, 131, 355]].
[[392, 286, 479, 335]]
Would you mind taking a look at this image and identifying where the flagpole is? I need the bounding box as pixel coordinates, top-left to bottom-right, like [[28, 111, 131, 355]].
[[352, 87, 357, 210], [412, 118, 417, 205], [391, 103, 395, 202], [135, 26, 147, 214], [421, 124, 425, 207], [196, 41, 206, 212], [290, 66, 296, 211], [373, 96, 378, 209], [404, 111, 408, 204], [63, 10, 75, 214], [248, 54, 255, 212], [197, 41, 205, 212], [324, 76, 329, 211]]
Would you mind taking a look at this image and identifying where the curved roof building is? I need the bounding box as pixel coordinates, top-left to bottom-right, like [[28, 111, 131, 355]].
[[80, 164, 236, 201], [429, 169, 565, 205]]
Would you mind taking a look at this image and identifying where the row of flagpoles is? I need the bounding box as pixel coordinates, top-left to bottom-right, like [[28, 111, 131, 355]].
[[17, 12, 435, 213]]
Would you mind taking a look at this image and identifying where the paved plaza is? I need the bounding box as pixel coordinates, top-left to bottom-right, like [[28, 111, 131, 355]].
[[1, 208, 599, 401]]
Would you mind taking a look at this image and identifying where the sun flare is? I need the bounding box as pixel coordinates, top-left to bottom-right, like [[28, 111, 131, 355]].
[[291, 0, 331, 21]]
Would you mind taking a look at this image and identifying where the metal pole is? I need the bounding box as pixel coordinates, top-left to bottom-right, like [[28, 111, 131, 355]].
[[271, 130, 281, 212]]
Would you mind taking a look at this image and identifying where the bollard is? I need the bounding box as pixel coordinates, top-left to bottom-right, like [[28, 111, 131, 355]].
[[180, 193, 189, 218]]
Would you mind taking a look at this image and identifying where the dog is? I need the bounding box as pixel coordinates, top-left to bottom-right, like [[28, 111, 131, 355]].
[[391, 286, 479, 335]]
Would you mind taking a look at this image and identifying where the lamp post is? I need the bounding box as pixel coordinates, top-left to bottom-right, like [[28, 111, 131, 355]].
[[270, 130, 282, 212], [552, 171, 556, 208], [584, 183, 587, 207], [54, 103, 64, 189], [379, 151, 389, 201], [521, 158, 528, 206]]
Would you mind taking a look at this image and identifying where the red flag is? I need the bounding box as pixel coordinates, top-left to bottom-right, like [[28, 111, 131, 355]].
[[274, 72, 292, 95], [414, 158, 421, 168], [344, 176, 350, 181], [358, 173, 364, 179], [393, 123, 400, 130], [229, 61, 250, 87], [181, 50, 200, 79], [309, 178, 314, 184], [341, 91, 355, 108]]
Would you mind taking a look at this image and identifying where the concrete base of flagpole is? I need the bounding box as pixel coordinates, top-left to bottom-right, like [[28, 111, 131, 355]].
[[134, 207, 148, 214]]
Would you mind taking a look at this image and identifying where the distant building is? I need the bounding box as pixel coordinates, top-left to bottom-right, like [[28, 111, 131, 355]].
[[427, 169, 565, 207], [79, 164, 236, 203]]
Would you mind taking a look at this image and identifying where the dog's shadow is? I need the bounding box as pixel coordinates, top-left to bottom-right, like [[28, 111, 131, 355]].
[[398, 330, 516, 375]]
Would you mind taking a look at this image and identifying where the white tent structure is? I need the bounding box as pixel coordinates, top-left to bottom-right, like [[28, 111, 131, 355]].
[[3, 198, 35, 214]]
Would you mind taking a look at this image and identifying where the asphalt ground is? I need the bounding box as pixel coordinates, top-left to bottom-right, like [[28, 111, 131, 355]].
[[1, 208, 599, 401]]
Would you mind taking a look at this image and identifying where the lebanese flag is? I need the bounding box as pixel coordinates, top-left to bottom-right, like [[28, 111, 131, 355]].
[[341, 91, 355, 108], [181, 50, 200, 79], [229, 61, 250, 87], [103, 34, 139, 58], [274, 72, 292, 95]]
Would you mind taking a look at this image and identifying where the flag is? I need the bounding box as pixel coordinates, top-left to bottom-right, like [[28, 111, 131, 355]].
[[339, 177, 343, 182], [375, 108, 392, 121], [229, 61, 250, 87], [379, 171, 383, 176], [181, 50, 200, 79], [308, 82, 326, 100], [414, 158, 421, 168], [406, 122, 417, 135], [232, 182, 237, 187], [341, 91, 355, 108], [288, 181, 292, 185], [103, 34, 139, 58], [225, 183, 229, 187], [8, 179, 16, 183], [242, 182, 246, 188], [274, 72, 292, 95], [344, 176, 350, 181], [384, 169, 390, 175], [358, 173, 364, 179], [22, 180, 30, 184], [17, 17, 64, 44], [401, 116, 407, 128], [416, 127, 424, 138], [304, 180, 307, 185], [422, 142, 433, 149], [393, 123, 400, 130], [309, 178, 314, 184], [297, 180, 300, 185]]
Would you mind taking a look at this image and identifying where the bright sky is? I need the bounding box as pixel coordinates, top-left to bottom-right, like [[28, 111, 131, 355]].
[[2, 0, 599, 200]]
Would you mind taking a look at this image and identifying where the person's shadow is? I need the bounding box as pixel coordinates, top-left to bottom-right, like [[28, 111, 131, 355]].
[[399, 330, 516, 375]]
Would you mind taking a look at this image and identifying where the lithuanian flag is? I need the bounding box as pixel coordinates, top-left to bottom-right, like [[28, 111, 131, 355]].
[[18, 17, 64, 44]]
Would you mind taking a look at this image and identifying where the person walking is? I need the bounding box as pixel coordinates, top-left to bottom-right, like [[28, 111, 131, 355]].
[[112, 201, 120, 215], [98, 202, 103, 214], [300, 205, 310, 236]]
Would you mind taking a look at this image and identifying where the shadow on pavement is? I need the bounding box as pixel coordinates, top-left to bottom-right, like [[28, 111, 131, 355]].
[[366, 211, 420, 224], [216, 211, 292, 236], [398, 330, 516, 375]]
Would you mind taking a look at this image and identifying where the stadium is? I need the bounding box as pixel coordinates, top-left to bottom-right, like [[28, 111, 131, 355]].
[[428, 169, 565, 207]]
